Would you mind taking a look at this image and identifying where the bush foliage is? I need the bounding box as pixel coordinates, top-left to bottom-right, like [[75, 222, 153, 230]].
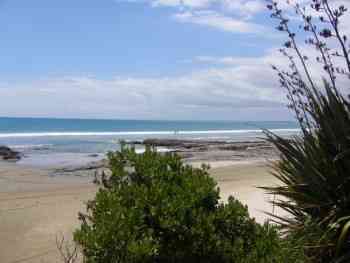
[[74, 146, 293, 263]]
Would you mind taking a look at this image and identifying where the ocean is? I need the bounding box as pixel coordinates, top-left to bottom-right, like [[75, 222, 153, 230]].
[[0, 117, 299, 167]]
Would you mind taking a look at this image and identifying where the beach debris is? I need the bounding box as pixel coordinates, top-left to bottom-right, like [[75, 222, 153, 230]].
[[53, 159, 109, 174]]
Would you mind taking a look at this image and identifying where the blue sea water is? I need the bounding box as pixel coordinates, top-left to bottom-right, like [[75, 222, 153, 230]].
[[0, 117, 299, 168]]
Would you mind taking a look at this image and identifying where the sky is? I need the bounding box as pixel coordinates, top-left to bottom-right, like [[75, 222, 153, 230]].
[[0, 0, 348, 120]]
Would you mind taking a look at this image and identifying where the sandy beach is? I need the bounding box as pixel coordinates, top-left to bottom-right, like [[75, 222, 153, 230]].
[[0, 160, 281, 263]]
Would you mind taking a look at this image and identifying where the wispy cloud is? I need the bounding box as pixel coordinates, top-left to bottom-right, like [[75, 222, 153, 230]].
[[145, 0, 266, 16], [220, 0, 266, 18], [0, 50, 293, 120], [7, 46, 349, 120], [173, 10, 267, 34], [192, 55, 260, 65], [118, 0, 273, 34], [151, 0, 214, 8]]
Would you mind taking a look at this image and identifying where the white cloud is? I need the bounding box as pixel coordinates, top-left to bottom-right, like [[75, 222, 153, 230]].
[[119, 0, 350, 37], [6, 44, 349, 121], [152, 0, 214, 8], [173, 10, 268, 34], [221, 0, 265, 17], [0, 51, 294, 120], [190, 44, 350, 95], [193, 55, 260, 65], [148, 0, 267, 15], [119, 0, 272, 34]]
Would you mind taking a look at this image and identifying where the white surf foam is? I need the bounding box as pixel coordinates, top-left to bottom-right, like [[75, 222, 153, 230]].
[[8, 144, 52, 149], [0, 129, 300, 138]]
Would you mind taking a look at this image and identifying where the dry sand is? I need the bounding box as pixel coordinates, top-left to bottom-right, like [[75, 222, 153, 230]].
[[0, 161, 282, 263]]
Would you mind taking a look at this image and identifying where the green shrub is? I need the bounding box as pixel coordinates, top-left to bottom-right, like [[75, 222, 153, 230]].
[[74, 146, 287, 263]]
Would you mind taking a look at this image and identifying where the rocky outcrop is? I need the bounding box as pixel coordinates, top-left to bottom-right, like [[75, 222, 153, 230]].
[[142, 139, 272, 150], [142, 139, 224, 148], [143, 139, 188, 147], [52, 139, 278, 176], [136, 138, 278, 163], [0, 146, 22, 161]]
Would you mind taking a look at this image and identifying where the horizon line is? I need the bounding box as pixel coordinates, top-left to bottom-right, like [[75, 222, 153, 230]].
[[0, 116, 297, 123]]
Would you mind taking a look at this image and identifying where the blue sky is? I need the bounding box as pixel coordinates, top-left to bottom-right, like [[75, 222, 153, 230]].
[[1, 0, 341, 120]]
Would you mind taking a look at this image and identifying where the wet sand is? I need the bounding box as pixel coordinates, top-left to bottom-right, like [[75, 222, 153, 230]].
[[0, 161, 281, 263]]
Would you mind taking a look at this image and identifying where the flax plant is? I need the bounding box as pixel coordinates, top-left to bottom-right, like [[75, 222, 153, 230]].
[[264, 0, 350, 262]]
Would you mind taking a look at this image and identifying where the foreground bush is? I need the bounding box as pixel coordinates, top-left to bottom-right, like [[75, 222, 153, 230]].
[[74, 146, 293, 263], [266, 83, 350, 262], [265, 1, 350, 262]]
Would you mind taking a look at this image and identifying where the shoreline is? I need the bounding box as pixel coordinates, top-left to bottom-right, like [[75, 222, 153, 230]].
[[4, 138, 280, 175], [0, 138, 284, 263], [0, 159, 283, 263], [0, 128, 300, 138]]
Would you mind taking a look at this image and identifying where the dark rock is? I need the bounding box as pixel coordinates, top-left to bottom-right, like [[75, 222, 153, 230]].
[[176, 152, 195, 159], [32, 146, 50, 150], [0, 146, 22, 161], [126, 140, 143, 145], [218, 145, 248, 151], [88, 154, 99, 158], [143, 139, 187, 147], [123, 138, 278, 163], [142, 139, 222, 149]]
